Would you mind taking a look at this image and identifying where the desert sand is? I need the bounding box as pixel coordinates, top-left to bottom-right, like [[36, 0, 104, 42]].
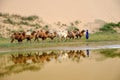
[[0, 0, 120, 24]]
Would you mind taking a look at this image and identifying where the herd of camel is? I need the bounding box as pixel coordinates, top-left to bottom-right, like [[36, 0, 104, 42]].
[[11, 50, 87, 64], [10, 29, 85, 43]]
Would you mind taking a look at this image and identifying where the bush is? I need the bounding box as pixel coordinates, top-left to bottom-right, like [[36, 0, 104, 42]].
[[42, 25, 49, 30], [2, 13, 10, 18], [0, 13, 3, 16], [99, 23, 117, 33], [67, 26, 79, 31], [3, 18, 15, 25], [35, 24, 41, 29], [21, 15, 39, 21], [20, 21, 29, 25]]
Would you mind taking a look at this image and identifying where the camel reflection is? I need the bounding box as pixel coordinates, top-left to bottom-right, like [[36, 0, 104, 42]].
[[11, 53, 38, 64], [67, 50, 86, 62], [0, 50, 88, 77], [11, 50, 87, 64]]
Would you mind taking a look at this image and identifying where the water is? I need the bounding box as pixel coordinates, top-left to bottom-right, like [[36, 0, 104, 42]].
[[0, 48, 120, 80]]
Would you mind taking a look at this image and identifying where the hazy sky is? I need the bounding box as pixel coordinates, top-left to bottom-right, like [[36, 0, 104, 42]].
[[0, 0, 120, 23]]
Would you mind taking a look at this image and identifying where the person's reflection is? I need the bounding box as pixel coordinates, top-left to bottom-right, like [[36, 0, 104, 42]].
[[86, 49, 90, 57]]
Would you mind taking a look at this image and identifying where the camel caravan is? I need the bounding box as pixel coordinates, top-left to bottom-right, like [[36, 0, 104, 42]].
[[10, 29, 85, 43]]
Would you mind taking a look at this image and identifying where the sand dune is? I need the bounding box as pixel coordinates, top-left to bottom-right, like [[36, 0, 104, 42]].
[[0, 0, 120, 24]]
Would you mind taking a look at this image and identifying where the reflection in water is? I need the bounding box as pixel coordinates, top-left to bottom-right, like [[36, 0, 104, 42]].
[[86, 49, 90, 57], [0, 49, 120, 78], [0, 50, 87, 77], [99, 49, 120, 58], [11, 50, 87, 64]]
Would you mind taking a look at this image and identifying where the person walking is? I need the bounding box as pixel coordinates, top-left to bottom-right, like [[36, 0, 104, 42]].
[[86, 30, 89, 39]]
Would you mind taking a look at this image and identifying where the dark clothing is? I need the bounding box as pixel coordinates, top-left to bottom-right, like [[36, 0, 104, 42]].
[[86, 31, 89, 39]]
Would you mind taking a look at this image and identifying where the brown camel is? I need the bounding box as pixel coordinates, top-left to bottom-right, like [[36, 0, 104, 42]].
[[48, 31, 57, 40], [34, 30, 50, 41], [67, 30, 76, 39], [73, 29, 85, 38], [11, 31, 26, 43]]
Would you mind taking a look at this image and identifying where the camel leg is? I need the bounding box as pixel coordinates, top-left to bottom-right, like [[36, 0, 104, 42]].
[[76, 35, 79, 38], [29, 39, 31, 43], [50, 37, 54, 40], [34, 37, 38, 42], [18, 39, 22, 43], [28, 39, 32, 43], [34, 38, 36, 41], [11, 39, 14, 43], [27, 38, 31, 43]]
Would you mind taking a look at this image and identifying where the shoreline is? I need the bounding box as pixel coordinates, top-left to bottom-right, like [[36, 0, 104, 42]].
[[0, 41, 120, 53]]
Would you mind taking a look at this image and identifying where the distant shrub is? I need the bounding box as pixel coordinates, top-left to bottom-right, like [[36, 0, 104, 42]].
[[67, 26, 79, 31], [34, 24, 41, 29], [117, 22, 120, 28], [74, 20, 81, 25], [42, 25, 49, 30], [99, 22, 120, 33], [21, 15, 39, 21], [29, 28, 33, 32], [99, 25, 116, 33], [11, 14, 21, 18], [19, 29, 24, 32], [3, 18, 15, 25], [11, 30, 16, 33], [18, 26, 24, 32], [0, 13, 2, 16], [20, 21, 29, 25], [2, 13, 9, 18]]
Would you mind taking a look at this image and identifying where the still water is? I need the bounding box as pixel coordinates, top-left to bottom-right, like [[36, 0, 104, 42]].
[[0, 49, 120, 80]]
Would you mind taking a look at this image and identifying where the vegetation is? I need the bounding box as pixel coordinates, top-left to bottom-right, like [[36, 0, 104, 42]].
[[0, 64, 42, 77], [3, 18, 15, 25], [21, 15, 39, 21], [42, 25, 49, 30], [67, 26, 79, 31], [0, 12, 41, 26], [99, 22, 120, 32], [99, 49, 120, 58], [89, 32, 120, 42]]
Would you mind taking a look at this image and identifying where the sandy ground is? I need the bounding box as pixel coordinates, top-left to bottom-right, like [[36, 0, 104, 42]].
[[0, 0, 120, 23], [0, 0, 120, 37]]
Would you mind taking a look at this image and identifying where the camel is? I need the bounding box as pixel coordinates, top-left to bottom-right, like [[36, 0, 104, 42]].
[[67, 30, 76, 39], [56, 30, 68, 41], [48, 31, 57, 40], [34, 30, 50, 41], [25, 31, 36, 42], [73, 29, 85, 38], [10, 31, 26, 43]]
